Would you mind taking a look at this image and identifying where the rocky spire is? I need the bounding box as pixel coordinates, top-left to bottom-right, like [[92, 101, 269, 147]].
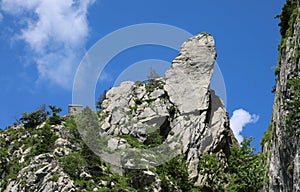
[[99, 32, 237, 184], [0, 32, 238, 191]]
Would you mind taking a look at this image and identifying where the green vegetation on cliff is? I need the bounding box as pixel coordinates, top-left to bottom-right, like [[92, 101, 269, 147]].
[[0, 106, 267, 191], [285, 77, 300, 135], [263, 0, 299, 150], [198, 138, 265, 192], [275, 0, 298, 77]]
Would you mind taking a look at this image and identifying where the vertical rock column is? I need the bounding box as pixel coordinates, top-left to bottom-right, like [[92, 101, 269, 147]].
[[164, 33, 237, 183]]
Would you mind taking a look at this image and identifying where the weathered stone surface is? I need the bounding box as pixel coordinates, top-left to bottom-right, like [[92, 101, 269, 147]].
[[3, 153, 75, 192], [164, 33, 216, 113], [0, 32, 238, 191], [98, 32, 237, 184], [263, 2, 300, 192]]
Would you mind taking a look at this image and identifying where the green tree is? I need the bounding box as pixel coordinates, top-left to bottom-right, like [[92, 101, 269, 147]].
[[197, 138, 265, 191], [227, 138, 265, 192], [19, 110, 45, 129], [33, 123, 58, 155], [157, 155, 195, 191], [48, 105, 62, 125], [198, 153, 227, 191], [61, 152, 86, 179], [49, 105, 62, 116]]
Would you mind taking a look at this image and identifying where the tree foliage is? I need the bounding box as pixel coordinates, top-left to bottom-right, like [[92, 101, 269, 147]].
[[19, 110, 46, 129], [19, 105, 63, 128], [48, 105, 62, 125], [198, 138, 265, 191], [227, 138, 265, 191], [276, 0, 298, 38], [156, 155, 196, 191], [61, 152, 86, 179], [198, 153, 227, 191]]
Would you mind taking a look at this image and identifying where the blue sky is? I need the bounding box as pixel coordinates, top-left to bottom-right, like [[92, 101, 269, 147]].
[[0, 0, 284, 150]]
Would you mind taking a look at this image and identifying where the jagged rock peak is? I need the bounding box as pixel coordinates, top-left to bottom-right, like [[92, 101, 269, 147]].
[[98, 32, 237, 184], [165, 32, 216, 113], [0, 32, 238, 192]]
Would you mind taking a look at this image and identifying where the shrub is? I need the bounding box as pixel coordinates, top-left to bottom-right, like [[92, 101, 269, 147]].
[[275, 0, 298, 76], [228, 138, 265, 192], [144, 128, 163, 147], [125, 169, 153, 191], [276, 0, 298, 40], [26, 123, 58, 156], [198, 152, 227, 191], [61, 152, 86, 179], [48, 105, 62, 125], [157, 155, 195, 191], [19, 110, 46, 129], [51, 174, 60, 182], [145, 79, 164, 93], [285, 77, 300, 135], [74, 179, 96, 190], [261, 123, 274, 149], [119, 135, 145, 149], [197, 138, 265, 191], [0, 147, 8, 177]]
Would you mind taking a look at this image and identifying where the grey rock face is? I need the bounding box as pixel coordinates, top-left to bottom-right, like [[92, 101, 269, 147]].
[[6, 153, 75, 192], [263, 2, 300, 192], [0, 32, 238, 191], [98, 33, 237, 183], [0, 124, 77, 192], [164, 33, 216, 113]]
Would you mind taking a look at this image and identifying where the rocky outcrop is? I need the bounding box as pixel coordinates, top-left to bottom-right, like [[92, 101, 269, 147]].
[[0, 124, 77, 192], [164, 33, 216, 113], [4, 153, 75, 192], [95, 33, 238, 185], [0, 32, 238, 191], [262, 1, 300, 191]]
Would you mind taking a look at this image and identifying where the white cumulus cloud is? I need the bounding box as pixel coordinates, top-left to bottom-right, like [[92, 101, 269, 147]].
[[1, 0, 95, 88], [230, 109, 259, 143]]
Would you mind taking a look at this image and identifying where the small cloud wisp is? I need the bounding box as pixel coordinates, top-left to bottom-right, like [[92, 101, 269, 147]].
[[230, 109, 259, 143]]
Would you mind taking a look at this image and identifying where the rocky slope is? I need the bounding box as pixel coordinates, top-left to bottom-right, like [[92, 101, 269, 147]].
[[2, 2, 299, 191], [94, 33, 238, 183], [262, 0, 300, 191], [0, 33, 248, 192], [0, 33, 274, 192]]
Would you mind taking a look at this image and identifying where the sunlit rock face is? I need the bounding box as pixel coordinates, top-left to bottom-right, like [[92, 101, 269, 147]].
[[262, 1, 300, 192], [0, 33, 238, 192], [100, 33, 237, 184]]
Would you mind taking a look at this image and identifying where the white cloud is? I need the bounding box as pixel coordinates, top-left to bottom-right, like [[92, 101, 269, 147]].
[[1, 0, 95, 88], [230, 109, 259, 143]]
